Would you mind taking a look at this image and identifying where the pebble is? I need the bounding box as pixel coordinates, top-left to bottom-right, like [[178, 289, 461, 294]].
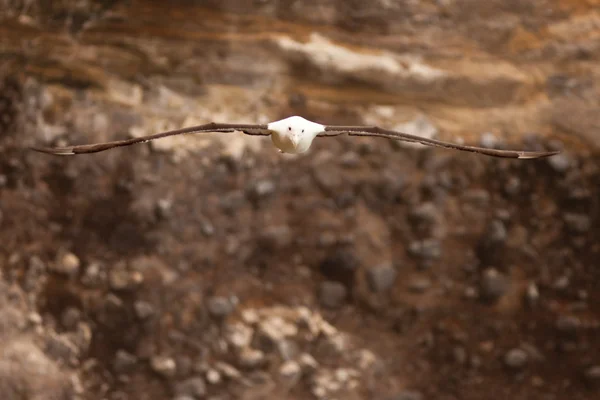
[[547, 152, 572, 173], [113, 350, 138, 374], [386, 390, 424, 400], [480, 131, 499, 148], [526, 282, 539, 306], [407, 277, 432, 293], [318, 281, 348, 308], [277, 339, 299, 361], [319, 246, 360, 287], [151, 355, 177, 378], [174, 377, 206, 399], [256, 316, 298, 351], [258, 225, 292, 250], [155, 198, 172, 219], [134, 300, 156, 320], [504, 348, 528, 369], [61, 307, 82, 330], [52, 252, 80, 276], [81, 261, 106, 287], [225, 322, 253, 349], [484, 219, 507, 244], [409, 202, 439, 226], [205, 368, 221, 384], [584, 365, 600, 382], [479, 268, 509, 302], [367, 263, 397, 292], [340, 151, 361, 168], [504, 176, 521, 195], [408, 238, 441, 260], [279, 360, 301, 386], [298, 353, 319, 373], [109, 267, 136, 291], [563, 213, 591, 233], [241, 309, 259, 325], [238, 348, 266, 369], [44, 333, 80, 365], [247, 179, 276, 202], [215, 361, 241, 380], [555, 315, 581, 334], [207, 296, 235, 318]]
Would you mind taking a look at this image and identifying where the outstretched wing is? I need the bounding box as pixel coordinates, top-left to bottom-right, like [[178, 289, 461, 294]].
[[319, 125, 559, 159], [30, 123, 271, 155]]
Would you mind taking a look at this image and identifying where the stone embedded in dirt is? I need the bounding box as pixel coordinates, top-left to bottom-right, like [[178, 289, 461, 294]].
[[480, 131, 500, 148], [504, 176, 521, 196], [151, 355, 177, 378], [238, 347, 266, 369], [258, 225, 293, 250], [479, 268, 509, 302], [484, 219, 508, 244], [555, 315, 581, 334], [0, 338, 77, 399], [407, 277, 432, 293], [174, 376, 207, 399], [52, 251, 81, 276], [563, 213, 591, 233], [319, 246, 360, 287], [318, 280, 348, 308], [277, 339, 299, 361], [340, 151, 361, 168], [154, 197, 172, 220], [247, 178, 277, 203], [207, 296, 235, 318], [256, 315, 298, 351], [584, 366, 600, 382], [43, 332, 80, 366], [81, 261, 106, 287], [367, 263, 398, 292], [215, 361, 242, 380], [225, 321, 254, 349], [311, 367, 360, 399], [173, 396, 195, 400], [279, 360, 302, 387], [205, 368, 221, 385], [61, 307, 82, 330], [461, 188, 491, 208], [113, 349, 138, 374], [385, 390, 424, 400], [109, 265, 141, 291], [299, 352, 319, 374], [526, 282, 540, 306], [408, 238, 442, 260], [547, 152, 573, 173], [409, 202, 439, 226], [134, 300, 156, 320], [504, 348, 529, 369]]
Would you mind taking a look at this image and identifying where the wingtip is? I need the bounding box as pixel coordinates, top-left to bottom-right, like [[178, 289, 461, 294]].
[[29, 145, 75, 155], [517, 150, 561, 160]]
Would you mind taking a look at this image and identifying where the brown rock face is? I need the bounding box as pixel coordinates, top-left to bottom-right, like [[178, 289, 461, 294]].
[[1, 1, 599, 400]]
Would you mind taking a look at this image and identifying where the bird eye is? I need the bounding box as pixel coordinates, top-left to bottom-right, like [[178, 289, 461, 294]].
[[288, 127, 291, 131], [302, 129, 304, 133]]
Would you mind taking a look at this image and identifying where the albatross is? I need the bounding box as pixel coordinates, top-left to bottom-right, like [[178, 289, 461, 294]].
[[30, 115, 559, 159]]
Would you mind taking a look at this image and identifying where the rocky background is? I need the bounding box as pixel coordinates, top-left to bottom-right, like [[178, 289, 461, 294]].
[[1, 1, 599, 399]]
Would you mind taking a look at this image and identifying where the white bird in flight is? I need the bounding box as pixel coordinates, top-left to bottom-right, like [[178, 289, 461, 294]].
[[31, 115, 559, 159]]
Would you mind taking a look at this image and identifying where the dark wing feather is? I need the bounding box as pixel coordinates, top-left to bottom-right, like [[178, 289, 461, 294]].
[[30, 123, 271, 155], [321, 126, 559, 159]]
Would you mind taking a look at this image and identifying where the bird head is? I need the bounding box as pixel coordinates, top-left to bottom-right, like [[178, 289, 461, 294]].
[[267, 116, 325, 154]]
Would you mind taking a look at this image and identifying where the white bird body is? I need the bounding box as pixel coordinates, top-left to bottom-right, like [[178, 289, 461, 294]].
[[267, 116, 325, 154]]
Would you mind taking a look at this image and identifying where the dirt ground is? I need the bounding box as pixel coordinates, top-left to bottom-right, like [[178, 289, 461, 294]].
[[1, 1, 599, 400]]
